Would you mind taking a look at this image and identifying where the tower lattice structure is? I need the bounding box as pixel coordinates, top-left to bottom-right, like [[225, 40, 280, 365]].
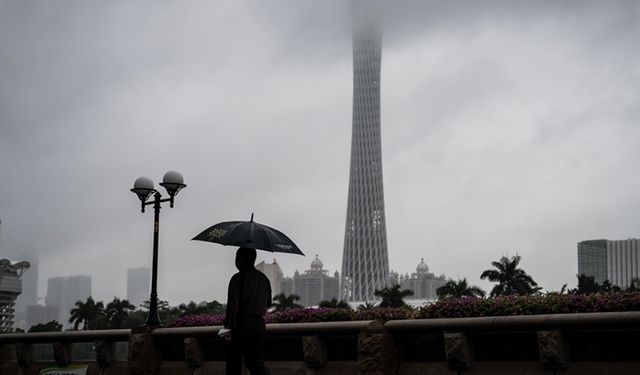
[[341, 3, 389, 302]]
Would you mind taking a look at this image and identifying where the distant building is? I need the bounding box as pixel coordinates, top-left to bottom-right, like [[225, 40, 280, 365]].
[[255, 259, 283, 297], [398, 259, 447, 301], [46, 275, 91, 328], [127, 267, 150, 308], [12, 256, 38, 330], [289, 255, 340, 307], [578, 238, 640, 288], [0, 259, 30, 332], [280, 275, 294, 297]]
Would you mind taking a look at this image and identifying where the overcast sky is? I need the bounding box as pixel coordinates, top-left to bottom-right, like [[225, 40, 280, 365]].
[[1, 1, 639, 305]]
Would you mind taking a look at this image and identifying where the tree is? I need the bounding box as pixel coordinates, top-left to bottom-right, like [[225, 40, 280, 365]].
[[571, 274, 622, 294], [436, 278, 485, 300], [480, 255, 541, 297], [272, 293, 302, 311], [105, 298, 136, 329], [177, 300, 226, 316], [356, 301, 378, 311], [318, 298, 351, 309], [627, 278, 640, 292], [69, 297, 105, 330], [374, 284, 414, 308], [28, 320, 62, 333], [139, 299, 180, 323]]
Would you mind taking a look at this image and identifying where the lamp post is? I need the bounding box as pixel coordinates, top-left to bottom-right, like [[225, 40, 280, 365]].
[[130, 170, 186, 326]]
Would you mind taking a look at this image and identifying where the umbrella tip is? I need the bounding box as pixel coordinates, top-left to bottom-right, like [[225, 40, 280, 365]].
[[250, 212, 254, 222]]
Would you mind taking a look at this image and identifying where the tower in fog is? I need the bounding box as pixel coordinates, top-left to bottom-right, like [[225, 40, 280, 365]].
[[341, 1, 389, 302]]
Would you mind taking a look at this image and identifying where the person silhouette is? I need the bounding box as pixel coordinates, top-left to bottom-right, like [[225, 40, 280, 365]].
[[223, 247, 272, 375]]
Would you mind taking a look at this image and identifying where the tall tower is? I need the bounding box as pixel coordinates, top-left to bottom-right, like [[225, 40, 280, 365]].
[[341, 1, 389, 302]]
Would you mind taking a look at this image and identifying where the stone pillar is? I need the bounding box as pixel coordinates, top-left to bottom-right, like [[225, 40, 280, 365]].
[[303, 335, 327, 369], [357, 321, 398, 375], [184, 337, 204, 368], [0, 344, 16, 362], [128, 326, 161, 375], [95, 340, 116, 367], [15, 343, 32, 368], [444, 331, 472, 368], [53, 342, 71, 367], [537, 330, 568, 369]]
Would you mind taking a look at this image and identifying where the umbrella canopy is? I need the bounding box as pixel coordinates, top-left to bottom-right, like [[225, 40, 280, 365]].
[[192, 214, 304, 256]]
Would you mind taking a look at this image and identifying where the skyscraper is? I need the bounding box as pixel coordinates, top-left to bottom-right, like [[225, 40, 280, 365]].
[[341, 1, 389, 302], [45, 275, 91, 327], [127, 267, 150, 308], [578, 238, 640, 288]]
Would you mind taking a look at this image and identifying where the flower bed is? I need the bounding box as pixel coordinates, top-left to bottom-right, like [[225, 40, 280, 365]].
[[169, 292, 640, 327], [170, 307, 412, 327], [416, 292, 640, 319]]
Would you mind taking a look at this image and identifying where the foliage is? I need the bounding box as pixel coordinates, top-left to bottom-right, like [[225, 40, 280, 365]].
[[353, 307, 413, 321], [318, 298, 351, 309], [272, 293, 302, 311], [417, 292, 640, 319], [28, 320, 62, 333], [436, 278, 486, 300], [266, 307, 355, 324], [570, 274, 622, 295], [374, 284, 414, 308], [172, 313, 226, 327], [168, 306, 413, 327], [357, 301, 378, 311], [480, 255, 541, 297], [69, 296, 105, 330], [106, 298, 136, 329], [178, 300, 225, 316]]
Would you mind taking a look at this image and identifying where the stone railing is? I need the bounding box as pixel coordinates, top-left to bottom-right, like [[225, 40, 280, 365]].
[[1, 311, 640, 374]]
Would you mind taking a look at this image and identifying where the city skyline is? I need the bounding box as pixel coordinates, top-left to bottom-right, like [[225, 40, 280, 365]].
[[1, 1, 639, 305]]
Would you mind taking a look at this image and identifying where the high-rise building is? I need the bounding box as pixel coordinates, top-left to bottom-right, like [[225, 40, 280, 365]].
[[0, 221, 38, 330], [256, 259, 283, 297], [45, 275, 91, 327], [0, 259, 30, 332], [578, 238, 640, 288], [291, 255, 340, 307], [127, 267, 150, 308], [341, 1, 389, 302]]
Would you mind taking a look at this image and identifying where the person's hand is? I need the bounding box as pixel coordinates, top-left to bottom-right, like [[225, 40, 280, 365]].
[[218, 328, 232, 342]]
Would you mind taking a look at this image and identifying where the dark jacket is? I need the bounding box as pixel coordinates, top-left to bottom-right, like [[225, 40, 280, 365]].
[[224, 267, 272, 329]]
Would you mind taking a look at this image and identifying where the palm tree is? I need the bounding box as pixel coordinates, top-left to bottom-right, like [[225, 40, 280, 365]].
[[356, 301, 378, 311], [374, 284, 414, 308], [480, 255, 541, 297], [105, 298, 136, 329], [318, 298, 351, 309], [436, 278, 485, 300], [69, 297, 105, 330], [272, 293, 302, 311]]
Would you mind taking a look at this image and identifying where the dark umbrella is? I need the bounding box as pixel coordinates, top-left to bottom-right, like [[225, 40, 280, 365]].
[[192, 214, 305, 256]]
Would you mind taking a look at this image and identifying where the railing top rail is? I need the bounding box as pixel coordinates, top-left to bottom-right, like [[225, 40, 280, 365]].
[[385, 311, 640, 332], [0, 329, 131, 344], [152, 320, 377, 338]]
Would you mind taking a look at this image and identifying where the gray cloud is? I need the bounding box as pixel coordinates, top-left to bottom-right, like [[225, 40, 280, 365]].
[[1, 1, 639, 305]]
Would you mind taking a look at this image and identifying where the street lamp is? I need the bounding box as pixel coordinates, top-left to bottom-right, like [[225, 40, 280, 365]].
[[130, 170, 186, 326]]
